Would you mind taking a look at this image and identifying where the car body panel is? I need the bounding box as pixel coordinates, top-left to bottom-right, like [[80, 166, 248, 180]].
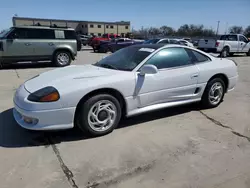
[[13, 45, 238, 131]]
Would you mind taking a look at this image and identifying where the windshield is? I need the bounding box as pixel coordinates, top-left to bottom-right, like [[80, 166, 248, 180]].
[[94, 46, 154, 71], [0, 28, 12, 38], [143, 39, 160, 44]]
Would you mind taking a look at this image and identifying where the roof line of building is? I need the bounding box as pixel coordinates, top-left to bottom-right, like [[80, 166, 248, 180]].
[[12, 16, 130, 25]]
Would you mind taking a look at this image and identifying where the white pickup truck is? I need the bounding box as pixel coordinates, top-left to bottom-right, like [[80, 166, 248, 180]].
[[216, 34, 250, 57]]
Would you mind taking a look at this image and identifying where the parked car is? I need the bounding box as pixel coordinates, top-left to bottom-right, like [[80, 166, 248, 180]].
[[90, 34, 120, 52], [143, 38, 182, 45], [216, 34, 250, 57], [176, 39, 194, 47], [99, 38, 144, 53], [197, 38, 217, 52], [0, 25, 78, 67], [13, 44, 238, 137], [78, 34, 91, 46]]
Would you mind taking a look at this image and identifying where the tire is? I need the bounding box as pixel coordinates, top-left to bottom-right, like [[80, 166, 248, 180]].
[[247, 49, 250, 56], [220, 47, 229, 58], [76, 94, 122, 137], [201, 78, 225, 108], [53, 51, 72, 67]]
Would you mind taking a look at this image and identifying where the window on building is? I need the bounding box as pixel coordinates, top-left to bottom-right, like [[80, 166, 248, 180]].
[[82, 25, 84, 28], [106, 25, 109, 28], [90, 24, 94, 28], [125, 26, 129, 29], [98, 25, 101, 28], [98, 33, 102, 36], [90, 33, 94, 36], [110, 25, 114, 29]]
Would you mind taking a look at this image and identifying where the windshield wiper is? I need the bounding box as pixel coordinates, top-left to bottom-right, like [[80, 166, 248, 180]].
[[99, 64, 118, 70]]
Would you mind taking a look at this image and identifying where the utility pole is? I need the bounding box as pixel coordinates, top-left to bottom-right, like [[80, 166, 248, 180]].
[[216, 21, 220, 36]]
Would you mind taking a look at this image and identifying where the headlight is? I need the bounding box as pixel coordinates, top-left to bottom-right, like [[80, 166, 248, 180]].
[[27, 86, 60, 102]]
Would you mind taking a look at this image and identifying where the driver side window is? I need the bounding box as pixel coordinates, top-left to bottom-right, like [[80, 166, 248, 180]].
[[145, 47, 192, 69], [239, 36, 248, 43]]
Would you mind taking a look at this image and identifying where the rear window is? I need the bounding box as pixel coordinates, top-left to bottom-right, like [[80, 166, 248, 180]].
[[64, 30, 77, 39]]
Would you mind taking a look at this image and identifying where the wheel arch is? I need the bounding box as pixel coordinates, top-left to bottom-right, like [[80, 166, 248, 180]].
[[207, 73, 229, 92], [74, 88, 127, 126]]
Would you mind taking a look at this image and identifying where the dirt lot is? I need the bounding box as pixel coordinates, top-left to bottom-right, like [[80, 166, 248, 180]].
[[0, 50, 250, 188]]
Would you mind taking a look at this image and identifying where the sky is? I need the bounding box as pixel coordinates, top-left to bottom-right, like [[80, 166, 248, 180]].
[[0, 0, 249, 34]]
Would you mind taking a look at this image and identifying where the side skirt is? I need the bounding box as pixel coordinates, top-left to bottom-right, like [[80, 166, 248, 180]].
[[126, 98, 201, 117]]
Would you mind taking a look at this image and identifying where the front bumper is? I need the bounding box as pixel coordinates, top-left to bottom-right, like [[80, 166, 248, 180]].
[[13, 84, 76, 131], [13, 102, 75, 130]]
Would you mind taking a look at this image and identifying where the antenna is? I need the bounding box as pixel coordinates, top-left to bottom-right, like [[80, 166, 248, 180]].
[[220, 22, 228, 59]]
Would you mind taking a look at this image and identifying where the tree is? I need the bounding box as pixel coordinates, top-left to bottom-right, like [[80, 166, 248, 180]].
[[202, 28, 216, 37], [160, 26, 175, 36], [177, 24, 190, 36], [148, 27, 161, 36], [229, 26, 243, 34], [244, 25, 250, 37]]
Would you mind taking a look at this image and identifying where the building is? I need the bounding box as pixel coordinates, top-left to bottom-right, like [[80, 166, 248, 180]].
[[12, 17, 131, 36]]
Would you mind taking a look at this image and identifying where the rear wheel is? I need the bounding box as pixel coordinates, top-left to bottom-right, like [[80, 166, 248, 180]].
[[53, 51, 72, 67], [76, 94, 122, 137], [220, 47, 229, 58], [201, 78, 225, 108]]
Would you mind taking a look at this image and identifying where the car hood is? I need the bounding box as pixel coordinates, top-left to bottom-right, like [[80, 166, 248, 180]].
[[24, 64, 119, 93]]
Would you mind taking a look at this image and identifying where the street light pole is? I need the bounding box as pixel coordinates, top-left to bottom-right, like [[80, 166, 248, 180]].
[[216, 21, 220, 36]]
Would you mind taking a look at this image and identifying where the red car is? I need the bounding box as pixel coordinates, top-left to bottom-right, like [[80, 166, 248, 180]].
[[90, 34, 120, 52]]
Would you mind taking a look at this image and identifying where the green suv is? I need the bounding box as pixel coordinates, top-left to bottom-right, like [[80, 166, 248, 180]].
[[0, 26, 79, 67]]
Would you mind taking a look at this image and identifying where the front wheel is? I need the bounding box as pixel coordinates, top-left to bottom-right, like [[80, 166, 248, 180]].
[[76, 94, 122, 137], [247, 49, 250, 56], [201, 78, 225, 108]]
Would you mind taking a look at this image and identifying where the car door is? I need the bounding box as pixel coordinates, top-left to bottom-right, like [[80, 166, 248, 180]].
[[227, 35, 238, 52], [238, 35, 249, 52], [136, 47, 199, 108], [3, 28, 35, 61], [32, 28, 56, 58]]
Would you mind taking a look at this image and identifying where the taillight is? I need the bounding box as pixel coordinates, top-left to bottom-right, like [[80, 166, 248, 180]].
[[215, 42, 220, 47]]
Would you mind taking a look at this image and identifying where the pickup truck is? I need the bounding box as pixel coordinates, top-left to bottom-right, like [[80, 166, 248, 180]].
[[90, 34, 120, 52], [216, 34, 250, 57]]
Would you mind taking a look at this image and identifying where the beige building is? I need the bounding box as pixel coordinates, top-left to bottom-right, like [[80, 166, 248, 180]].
[[12, 17, 130, 36]]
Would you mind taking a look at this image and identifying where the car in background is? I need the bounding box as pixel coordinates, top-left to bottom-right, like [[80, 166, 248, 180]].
[[90, 33, 120, 52], [143, 38, 182, 45], [175, 39, 194, 47], [78, 34, 91, 46], [99, 38, 144, 53], [0, 25, 78, 67], [13, 44, 238, 137], [216, 34, 250, 57], [197, 38, 217, 52]]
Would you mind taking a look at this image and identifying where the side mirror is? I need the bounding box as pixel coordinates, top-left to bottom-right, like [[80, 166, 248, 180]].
[[139, 65, 158, 76]]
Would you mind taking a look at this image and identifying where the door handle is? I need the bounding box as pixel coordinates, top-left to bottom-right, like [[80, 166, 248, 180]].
[[191, 74, 198, 79], [48, 43, 54, 46], [25, 43, 31, 46]]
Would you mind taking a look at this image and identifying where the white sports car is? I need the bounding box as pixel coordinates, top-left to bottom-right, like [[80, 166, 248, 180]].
[[13, 44, 238, 136]]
